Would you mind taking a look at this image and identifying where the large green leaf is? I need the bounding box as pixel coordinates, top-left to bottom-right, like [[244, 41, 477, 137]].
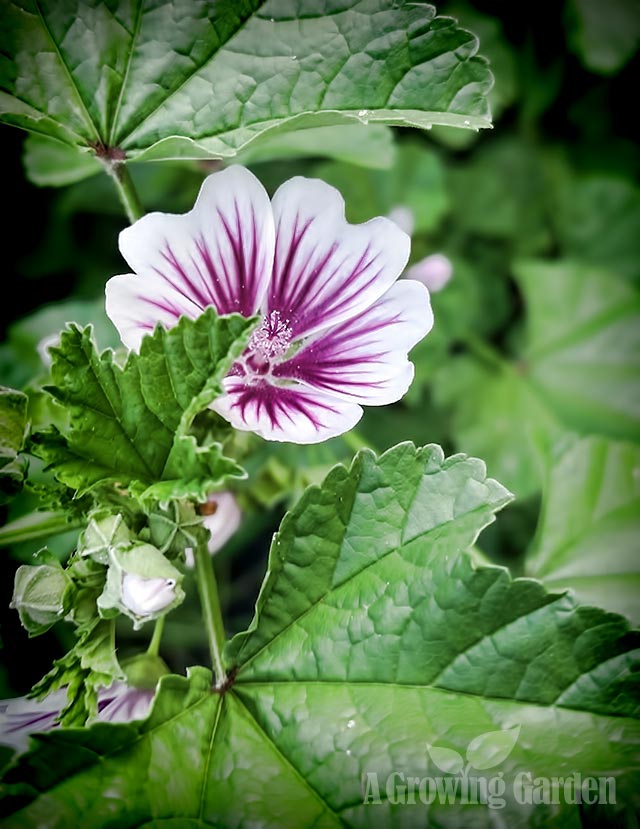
[[434, 260, 640, 497], [433, 354, 562, 499], [0, 0, 492, 166], [447, 137, 552, 254], [30, 309, 255, 498], [527, 436, 640, 625], [551, 174, 640, 283], [0, 386, 28, 504], [517, 260, 640, 439], [2, 445, 638, 826], [24, 123, 397, 189]]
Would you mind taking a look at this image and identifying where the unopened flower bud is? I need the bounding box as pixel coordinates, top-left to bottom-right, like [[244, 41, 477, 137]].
[[201, 491, 242, 555], [405, 253, 453, 293], [11, 564, 73, 635], [121, 573, 177, 616], [387, 205, 415, 236]]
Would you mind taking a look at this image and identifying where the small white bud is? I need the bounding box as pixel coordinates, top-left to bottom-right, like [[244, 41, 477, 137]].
[[405, 253, 453, 293], [386, 205, 415, 237], [201, 492, 242, 555], [121, 573, 177, 616]]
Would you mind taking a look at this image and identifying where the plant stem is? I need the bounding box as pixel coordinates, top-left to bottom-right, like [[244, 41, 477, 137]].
[[146, 616, 165, 657], [193, 539, 227, 686], [106, 162, 143, 223], [0, 511, 83, 546], [463, 333, 506, 371]]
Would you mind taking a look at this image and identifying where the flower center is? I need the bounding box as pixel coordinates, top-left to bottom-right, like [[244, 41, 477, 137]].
[[248, 310, 292, 361]]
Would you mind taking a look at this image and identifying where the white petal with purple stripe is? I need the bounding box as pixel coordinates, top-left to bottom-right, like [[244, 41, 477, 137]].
[[106, 167, 432, 444], [273, 280, 433, 405], [268, 177, 410, 340], [107, 166, 274, 350]]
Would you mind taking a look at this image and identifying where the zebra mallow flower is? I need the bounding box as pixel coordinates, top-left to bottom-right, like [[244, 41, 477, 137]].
[[106, 166, 433, 443], [0, 682, 154, 754]]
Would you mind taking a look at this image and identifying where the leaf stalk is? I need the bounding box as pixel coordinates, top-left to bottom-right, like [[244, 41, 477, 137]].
[[104, 160, 144, 223], [193, 538, 227, 687]]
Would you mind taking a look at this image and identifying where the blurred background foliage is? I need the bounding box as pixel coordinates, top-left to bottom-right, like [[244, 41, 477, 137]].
[[1, 0, 638, 695]]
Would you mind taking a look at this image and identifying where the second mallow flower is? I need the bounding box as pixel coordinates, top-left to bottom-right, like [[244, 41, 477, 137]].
[[106, 166, 433, 443]]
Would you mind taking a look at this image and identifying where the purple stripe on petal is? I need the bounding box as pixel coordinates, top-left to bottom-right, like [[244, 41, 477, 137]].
[[268, 177, 410, 340], [159, 246, 212, 309], [212, 378, 363, 444], [109, 167, 275, 351], [274, 280, 433, 406]]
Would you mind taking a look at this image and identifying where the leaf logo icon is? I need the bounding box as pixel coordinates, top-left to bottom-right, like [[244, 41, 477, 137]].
[[466, 725, 521, 770], [426, 744, 464, 774]]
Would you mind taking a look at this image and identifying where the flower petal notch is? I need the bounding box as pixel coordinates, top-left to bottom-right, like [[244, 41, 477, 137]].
[[106, 167, 433, 444]]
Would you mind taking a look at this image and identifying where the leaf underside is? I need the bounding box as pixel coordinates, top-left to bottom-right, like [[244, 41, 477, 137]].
[[0, 0, 493, 163]]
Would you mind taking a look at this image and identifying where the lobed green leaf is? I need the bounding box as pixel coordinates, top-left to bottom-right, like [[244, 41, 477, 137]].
[[31, 309, 255, 497], [2, 445, 637, 826], [0, 0, 493, 169]]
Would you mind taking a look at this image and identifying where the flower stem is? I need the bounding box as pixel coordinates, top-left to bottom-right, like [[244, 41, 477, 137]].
[[146, 617, 165, 657], [105, 162, 143, 223], [463, 333, 506, 371], [0, 511, 83, 546], [193, 539, 227, 686]]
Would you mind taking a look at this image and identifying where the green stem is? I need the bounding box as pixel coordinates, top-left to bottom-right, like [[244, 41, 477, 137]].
[[342, 428, 374, 455], [105, 162, 143, 223], [193, 538, 227, 686], [463, 333, 506, 371], [0, 511, 83, 547], [146, 616, 165, 657]]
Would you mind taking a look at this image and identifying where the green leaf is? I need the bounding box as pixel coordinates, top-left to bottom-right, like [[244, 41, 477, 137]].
[[433, 353, 563, 499], [552, 174, 640, 283], [0, 386, 28, 504], [2, 445, 638, 826], [516, 260, 640, 440], [434, 260, 640, 497], [526, 436, 640, 625], [30, 309, 254, 497], [0, 1, 492, 166], [226, 443, 513, 671], [23, 134, 102, 187], [235, 123, 396, 169], [316, 142, 449, 233], [465, 725, 520, 770], [30, 619, 124, 727], [568, 0, 640, 75]]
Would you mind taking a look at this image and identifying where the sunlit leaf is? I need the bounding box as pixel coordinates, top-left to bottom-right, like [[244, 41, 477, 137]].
[[0, 1, 492, 168], [466, 725, 520, 770], [435, 260, 640, 497], [1, 445, 638, 826], [30, 309, 254, 498]]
